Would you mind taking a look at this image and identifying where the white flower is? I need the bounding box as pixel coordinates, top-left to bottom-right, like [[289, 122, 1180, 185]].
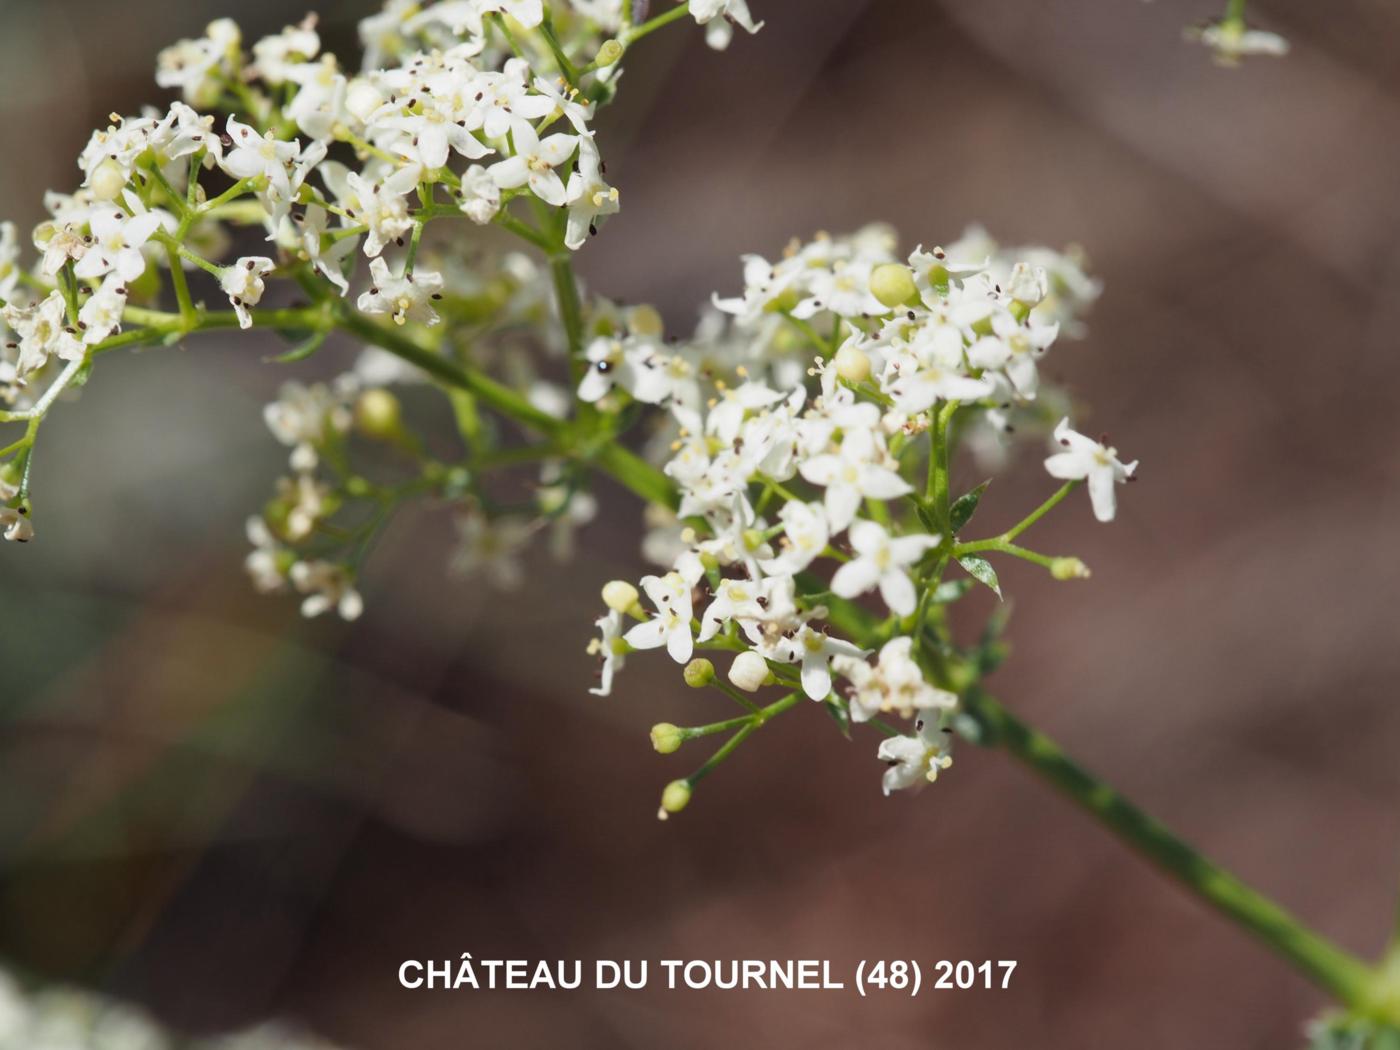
[[758, 500, 828, 576], [563, 142, 618, 250], [878, 716, 953, 795], [297, 203, 356, 295], [291, 559, 364, 620], [221, 118, 300, 200], [453, 512, 534, 589], [0, 506, 33, 543], [220, 256, 275, 328], [357, 257, 444, 326], [728, 649, 770, 692], [333, 164, 422, 257], [3, 292, 84, 376], [1043, 418, 1137, 523], [624, 558, 703, 664], [487, 123, 578, 207], [264, 380, 353, 471], [798, 427, 912, 533], [698, 576, 765, 642], [286, 55, 348, 140], [278, 473, 332, 540], [689, 0, 763, 50], [370, 93, 494, 171], [77, 275, 129, 344], [73, 208, 162, 283], [459, 164, 502, 224], [779, 625, 867, 701], [0, 222, 20, 302], [587, 609, 626, 696], [245, 516, 290, 593], [966, 309, 1058, 398], [830, 519, 939, 617], [156, 18, 241, 107], [250, 18, 321, 85], [1192, 19, 1289, 65], [833, 636, 956, 723]]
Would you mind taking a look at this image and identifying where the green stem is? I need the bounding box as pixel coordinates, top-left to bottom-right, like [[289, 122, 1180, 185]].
[[966, 688, 1380, 1013], [623, 1, 692, 45], [685, 690, 800, 786]]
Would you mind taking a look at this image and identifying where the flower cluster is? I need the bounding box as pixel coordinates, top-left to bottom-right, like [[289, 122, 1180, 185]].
[[584, 226, 1136, 806], [0, 968, 341, 1050], [0, 0, 1141, 809]]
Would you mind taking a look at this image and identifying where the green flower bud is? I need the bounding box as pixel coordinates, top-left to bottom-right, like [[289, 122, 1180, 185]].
[[650, 722, 684, 754], [595, 39, 625, 67], [683, 657, 715, 688], [602, 580, 641, 614], [90, 159, 127, 202], [1050, 557, 1091, 580], [627, 303, 664, 338], [869, 263, 917, 308], [742, 527, 766, 551], [659, 779, 691, 816], [354, 388, 403, 441]]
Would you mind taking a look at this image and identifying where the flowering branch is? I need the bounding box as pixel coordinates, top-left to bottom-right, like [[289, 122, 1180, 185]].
[[0, 0, 1384, 1034]]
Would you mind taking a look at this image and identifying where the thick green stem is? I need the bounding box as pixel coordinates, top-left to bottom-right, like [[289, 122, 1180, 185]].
[[966, 688, 1379, 1013]]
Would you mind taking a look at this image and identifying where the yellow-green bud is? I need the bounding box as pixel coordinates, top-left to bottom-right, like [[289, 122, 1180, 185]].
[[601, 580, 641, 615], [91, 159, 127, 202], [699, 551, 720, 572], [595, 39, 625, 68], [354, 388, 403, 441], [650, 722, 684, 754], [728, 650, 771, 692], [627, 303, 664, 338], [833, 344, 871, 384], [683, 657, 715, 688], [1050, 557, 1091, 581], [659, 779, 691, 816], [742, 527, 766, 551], [869, 263, 917, 308]]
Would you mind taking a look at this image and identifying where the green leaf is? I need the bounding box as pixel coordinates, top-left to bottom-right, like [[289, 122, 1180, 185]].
[[266, 329, 328, 364], [958, 554, 1002, 599], [931, 578, 974, 604], [948, 480, 990, 534], [823, 697, 852, 740]]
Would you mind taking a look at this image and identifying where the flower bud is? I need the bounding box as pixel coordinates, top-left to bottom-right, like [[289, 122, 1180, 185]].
[[1050, 557, 1091, 580], [0, 458, 21, 499], [869, 263, 917, 308], [90, 159, 127, 202], [834, 344, 871, 384], [602, 579, 641, 615], [650, 722, 684, 754], [595, 39, 625, 68], [683, 657, 715, 688], [659, 779, 691, 817], [354, 388, 403, 441], [742, 527, 766, 551], [626, 303, 664, 338], [728, 650, 770, 692], [345, 80, 385, 124]]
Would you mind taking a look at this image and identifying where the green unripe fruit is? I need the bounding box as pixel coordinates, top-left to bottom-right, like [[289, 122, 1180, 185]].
[[869, 263, 918, 308], [683, 658, 715, 688], [650, 723, 684, 754], [660, 779, 692, 815]]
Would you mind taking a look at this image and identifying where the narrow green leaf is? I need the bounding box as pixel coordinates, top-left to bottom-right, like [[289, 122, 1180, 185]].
[[267, 329, 328, 364], [949, 480, 990, 534], [958, 554, 1002, 599]]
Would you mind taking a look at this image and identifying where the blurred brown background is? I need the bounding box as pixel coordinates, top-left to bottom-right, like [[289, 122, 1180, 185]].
[[1, 0, 1399, 1046]]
